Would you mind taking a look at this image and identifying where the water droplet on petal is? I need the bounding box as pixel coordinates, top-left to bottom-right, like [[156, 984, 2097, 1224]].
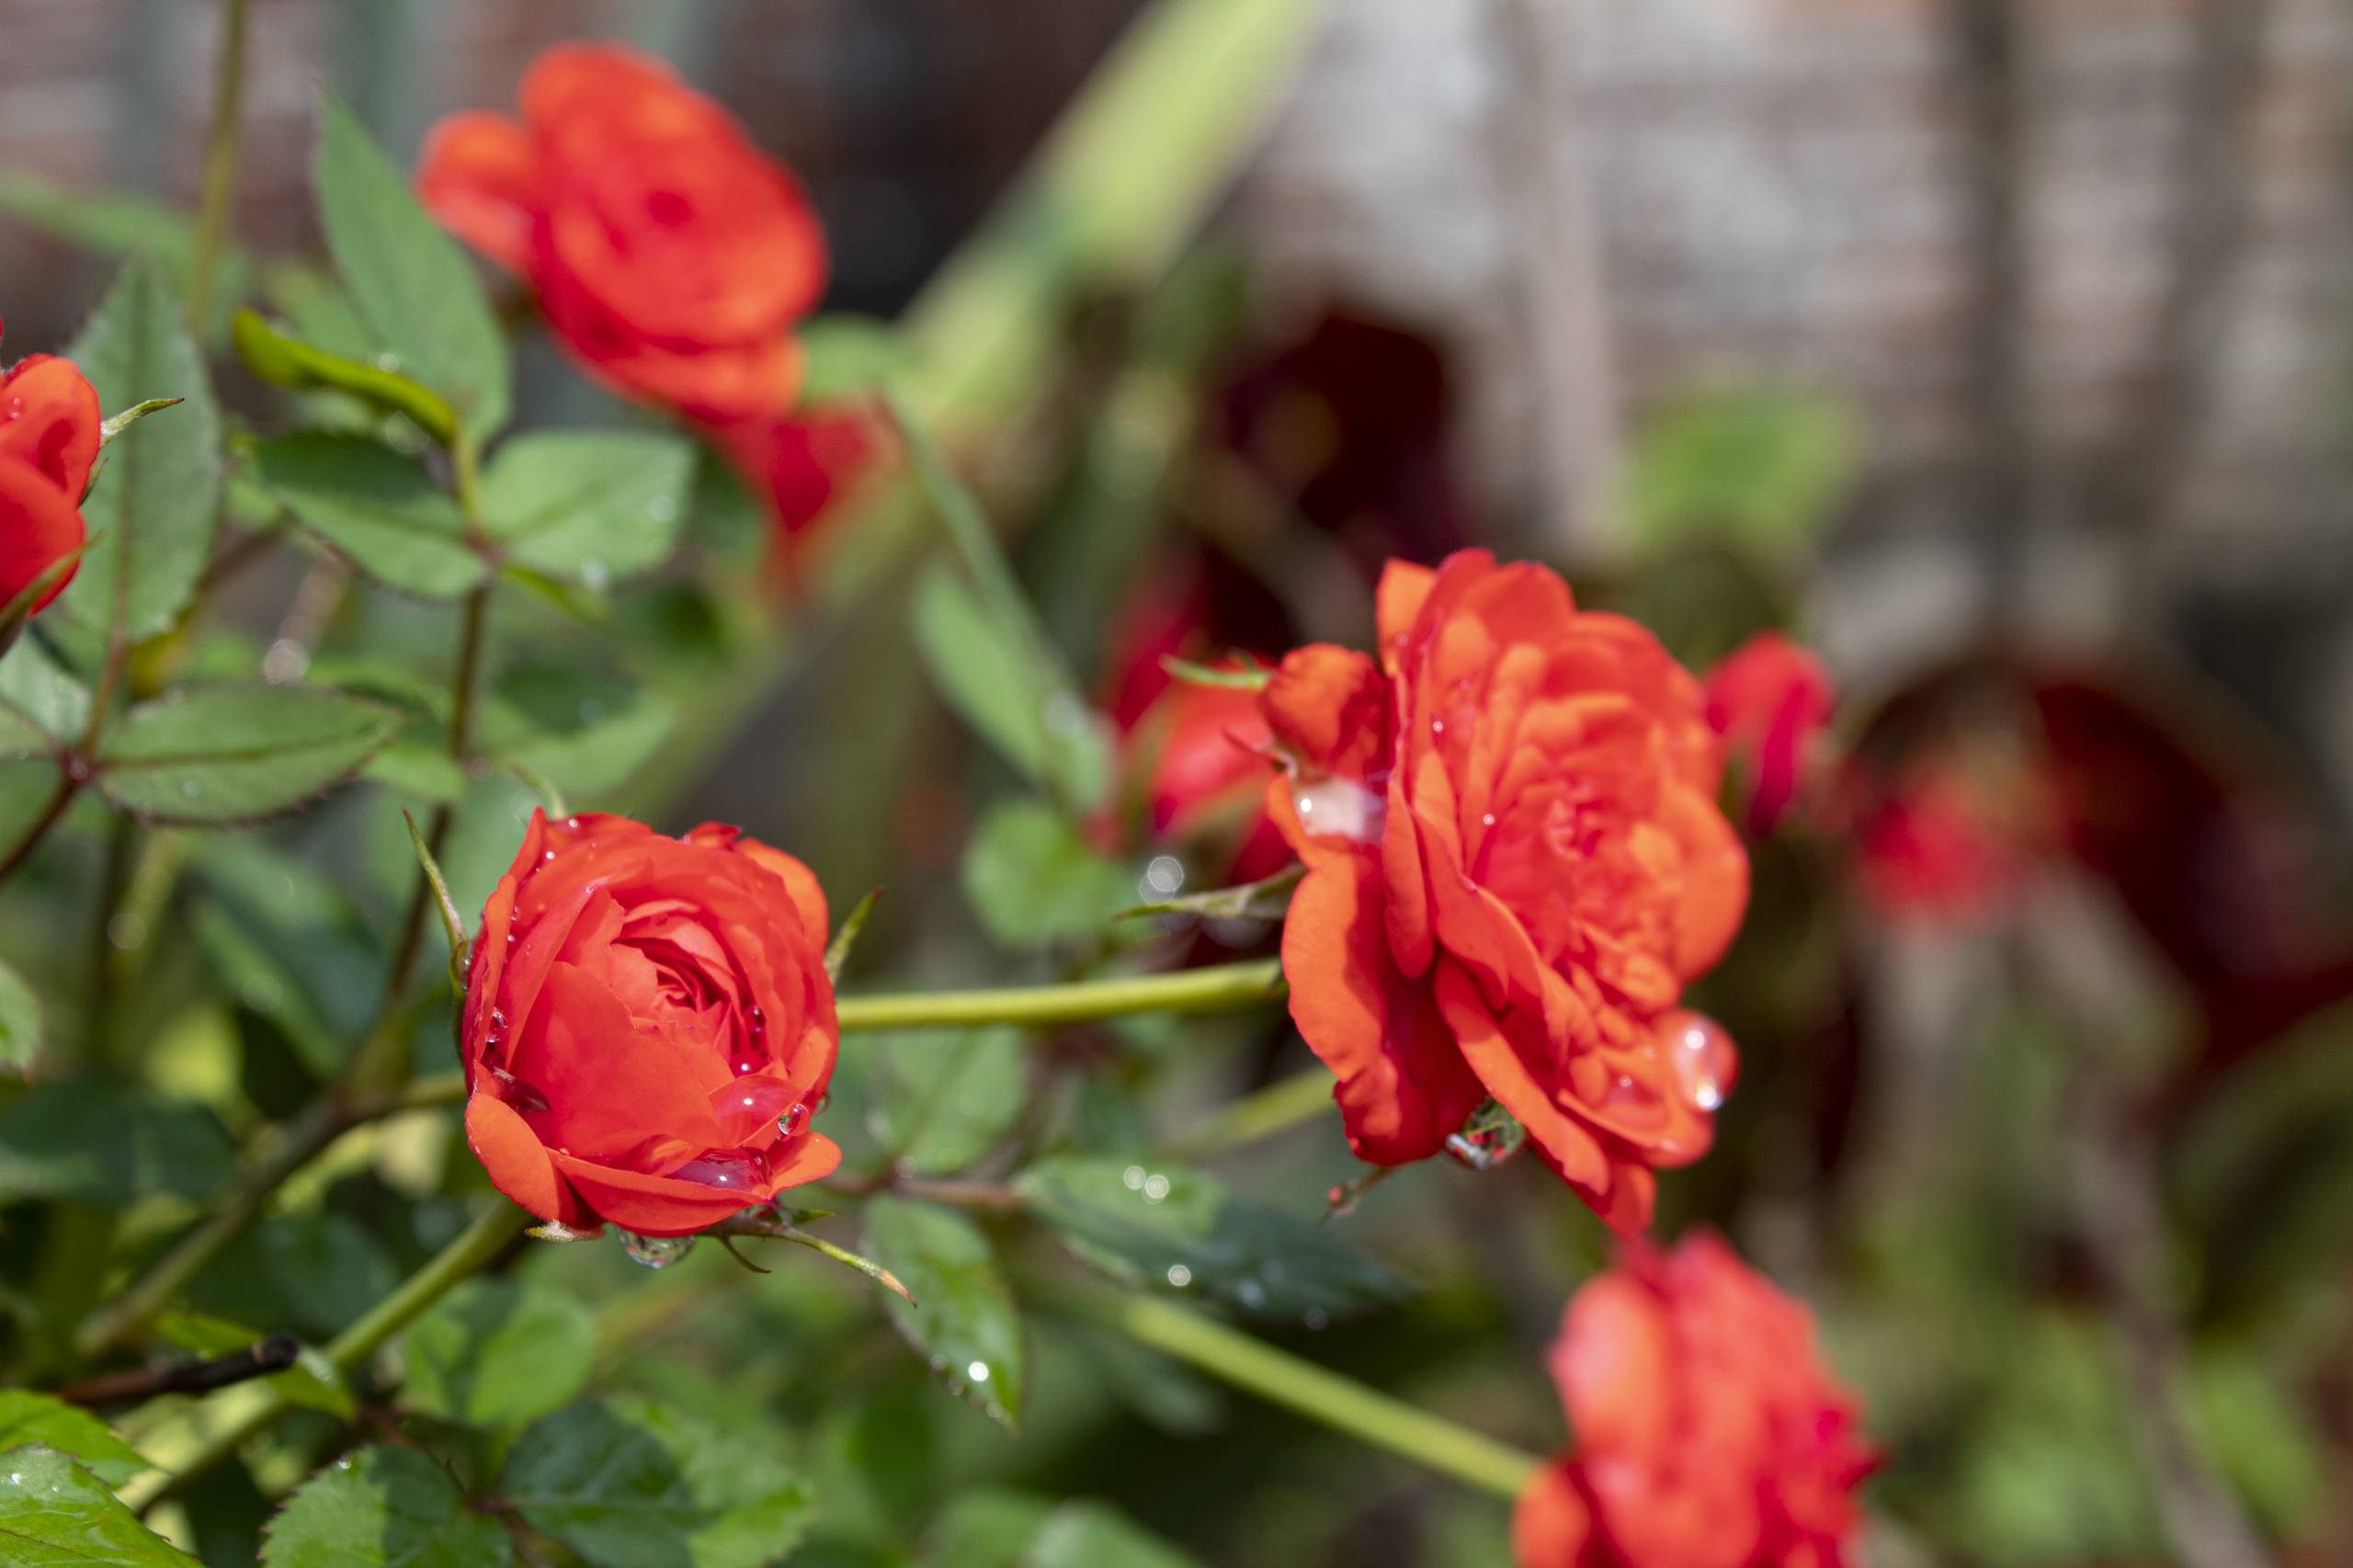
[[622, 1233, 695, 1269], [673, 1149, 767, 1191], [1290, 776, 1385, 843], [1444, 1098, 1527, 1171], [1665, 1009, 1737, 1113]]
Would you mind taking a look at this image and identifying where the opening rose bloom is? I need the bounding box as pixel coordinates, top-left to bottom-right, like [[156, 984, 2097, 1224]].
[[1261, 551, 1748, 1233], [1515, 1233, 1876, 1568], [419, 44, 825, 422], [460, 812, 841, 1238], [0, 335, 101, 615], [1702, 631, 1834, 836]]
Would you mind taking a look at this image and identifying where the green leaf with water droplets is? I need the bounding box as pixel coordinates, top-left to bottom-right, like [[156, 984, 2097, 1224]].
[[401, 1280, 595, 1433], [50, 257, 222, 652], [97, 684, 402, 824], [501, 1398, 814, 1568], [863, 1198, 1028, 1432], [0, 1395, 148, 1486], [261, 1446, 509, 1568], [476, 431, 696, 586], [1013, 1155, 1414, 1324], [250, 433, 484, 599], [316, 93, 509, 440], [0, 1447, 197, 1566], [867, 1026, 1027, 1176]]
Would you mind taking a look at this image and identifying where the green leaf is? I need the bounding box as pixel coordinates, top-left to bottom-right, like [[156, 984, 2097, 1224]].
[[960, 799, 1133, 949], [0, 1393, 149, 1485], [0, 956, 41, 1077], [1014, 1155, 1414, 1324], [867, 1027, 1027, 1176], [796, 314, 908, 406], [912, 564, 1111, 811], [1624, 388, 1859, 560], [863, 1198, 1027, 1431], [0, 1447, 199, 1566], [402, 1280, 595, 1433], [0, 1080, 233, 1209], [477, 431, 697, 585], [920, 1491, 1203, 1568], [1122, 862, 1303, 924], [262, 1446, 510, 1568], [480, 689, 673, 803], [502, 1398, 815, 1568], [0, 640, 89, 759], [316, 93, 509, 440], [97, 685, 402, 824], [51, 258, 222, 647], [250, 434, 483, 598], [232, 310, 458, 446]]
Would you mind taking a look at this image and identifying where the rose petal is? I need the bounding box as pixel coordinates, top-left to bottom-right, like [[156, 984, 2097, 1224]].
[[1511, 1463, 1596, 1568], [0, 355, 101, 497], [0, 458, 83, 616], [416, 111, 542, 274], [1282, 849, 1483, 1164], [465, 1093, 580, 1226]]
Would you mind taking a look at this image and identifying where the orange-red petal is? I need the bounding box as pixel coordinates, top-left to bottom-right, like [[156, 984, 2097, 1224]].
[[416, 111, 542, 273]]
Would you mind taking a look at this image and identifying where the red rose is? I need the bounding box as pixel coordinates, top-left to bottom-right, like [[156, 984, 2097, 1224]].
[[0, 345, 101, 614], [1702, 632, 1834, 835], [419, 45, 826, 422], [460, 811, 842, 1238], [1260, 551, 1749, 1233], [1514, 1233, 1876, 1568], [707, 407, 875, 585]]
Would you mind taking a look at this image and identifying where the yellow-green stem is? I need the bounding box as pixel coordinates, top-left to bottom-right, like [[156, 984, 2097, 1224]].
[[833, 957, 1283, 1032], [1082, 1291, 1542, 1499], [186, 0, 250, 324], [1167, 1065, 1335, 1156], [120, 1201, 530, 1514]]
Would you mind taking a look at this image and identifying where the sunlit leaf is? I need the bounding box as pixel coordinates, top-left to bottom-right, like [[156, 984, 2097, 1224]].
[[477, 431, 696, 585], [402, 1280, 596, 1433], [97, 685, 402, 824], [0, 1447, 197, 1566], [864, 1198, 1028, 1431], [867, 1027, 1027, 1176], [51, 258, 222, 650], [261, 1446, 509, 1568], [315, 93, 508, 440], [250, 433, 483, 598], [1015, 1155, 1413, 1324], [0, 1394, 149, 1485], [960, 799, 1132, 949], [502, 1398, 814, 1568]]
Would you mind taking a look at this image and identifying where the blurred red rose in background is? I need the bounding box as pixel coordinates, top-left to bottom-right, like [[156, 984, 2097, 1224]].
[[419, 44, 826, 422], [1704, 631, 1834, 835], [460, 811, 841, 1238], [1262, 551, 1748, 1233], [0, 335, 101, 615], [1515, 1232, 1875, 1568], [708, 406, 876, 585]]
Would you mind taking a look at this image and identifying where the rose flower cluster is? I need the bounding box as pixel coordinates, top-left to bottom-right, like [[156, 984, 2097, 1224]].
[[405, 45, 1870, 1561]]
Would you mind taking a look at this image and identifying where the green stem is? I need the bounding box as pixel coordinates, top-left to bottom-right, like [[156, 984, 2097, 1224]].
[[1166, 1065, 1334, 1157], [1082, 1292, 1541, 1499], [185, 0, 251, 324], [120, 1201, 531, 1515], [834, 957, 1283, 1032]]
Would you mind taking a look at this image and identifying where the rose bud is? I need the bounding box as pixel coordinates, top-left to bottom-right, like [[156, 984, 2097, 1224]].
[[1702, 631, 1835, 836], [1515, 1233, 1876, 1568], [0, 342, 101, 615], [1260, 551, 1749, 1233], [460, 812, 841, 1239], [418, 44, 826, 422]]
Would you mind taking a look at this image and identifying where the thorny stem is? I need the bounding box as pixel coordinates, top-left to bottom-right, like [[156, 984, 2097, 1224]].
[[120, 1200, 532, 1515], [1076, 1291, 1543, 1500]]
